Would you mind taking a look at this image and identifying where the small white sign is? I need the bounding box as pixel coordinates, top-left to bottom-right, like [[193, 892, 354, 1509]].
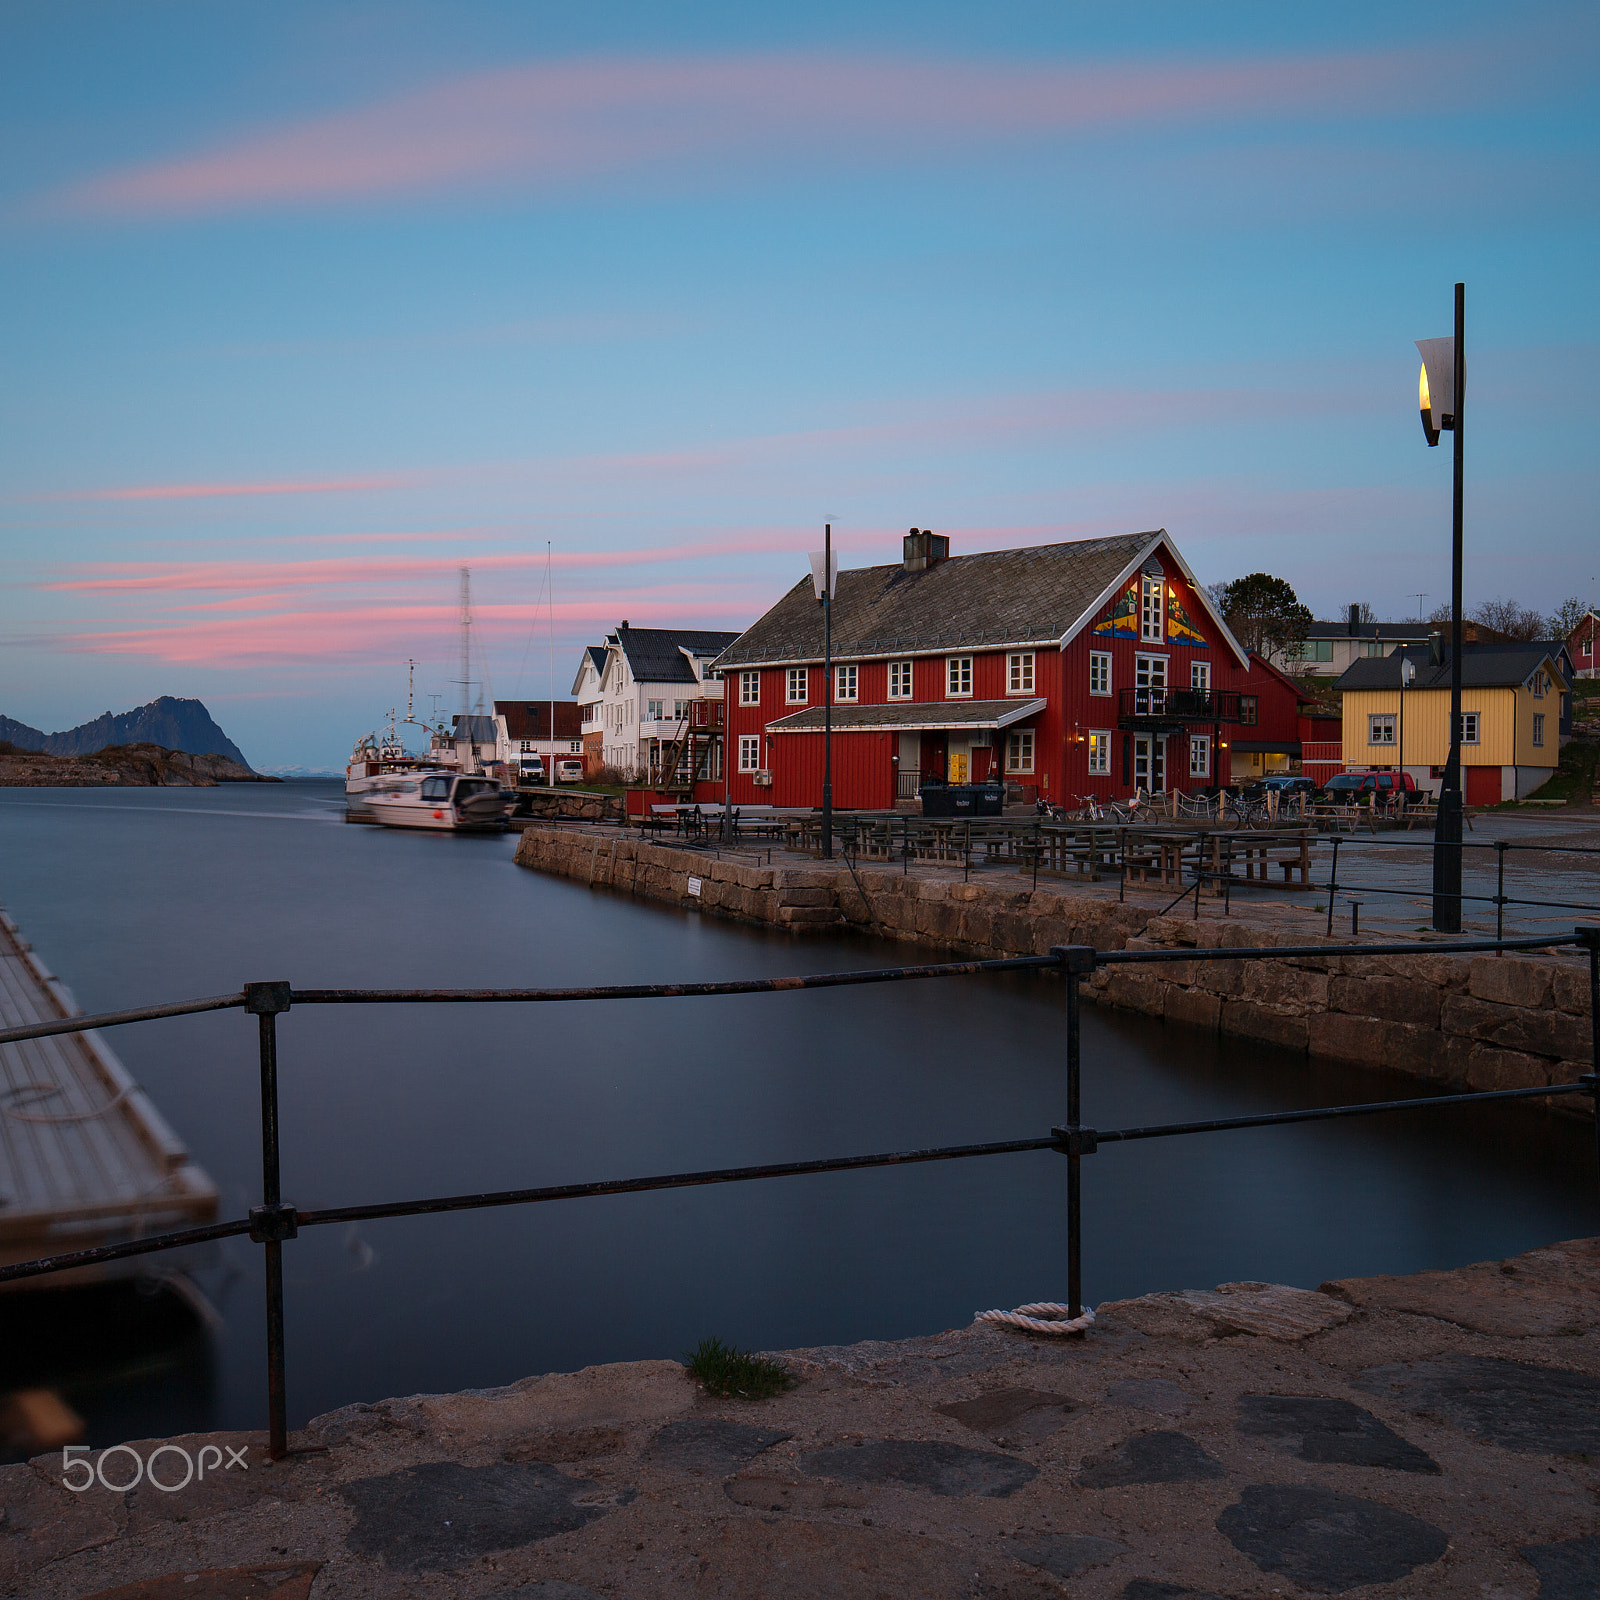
[[687, 876, 702, 897]]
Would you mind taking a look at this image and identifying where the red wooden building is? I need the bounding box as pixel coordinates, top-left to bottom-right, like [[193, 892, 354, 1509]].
[[714, 528, 1306, 808]]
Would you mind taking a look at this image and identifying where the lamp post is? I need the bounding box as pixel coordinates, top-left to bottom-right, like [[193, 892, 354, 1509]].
[[809, 525, 838, 859], [1398, 655, 1415, 788], [1417, 283, 1465, 932]]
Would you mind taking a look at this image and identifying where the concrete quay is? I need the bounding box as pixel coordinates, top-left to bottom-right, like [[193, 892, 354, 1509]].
[[5, 1236, 1599, 1598], [512, 826, 1596, 1120]]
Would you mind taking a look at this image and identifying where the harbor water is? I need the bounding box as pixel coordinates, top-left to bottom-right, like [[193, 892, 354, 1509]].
[[0, 781, 1593, 1455]]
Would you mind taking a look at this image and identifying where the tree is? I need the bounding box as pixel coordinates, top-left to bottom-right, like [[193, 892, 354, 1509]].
[[1217, 573, 1314, 661], [1549, 596, 1591, 638], [1470, 598, 1547, 641]]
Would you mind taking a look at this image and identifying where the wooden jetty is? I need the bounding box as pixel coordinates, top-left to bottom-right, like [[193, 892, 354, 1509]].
[[0, 908, 216, 1284]]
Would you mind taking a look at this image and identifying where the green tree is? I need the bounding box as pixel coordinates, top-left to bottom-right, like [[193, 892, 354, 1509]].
[[1218, 573, 1314, 661], [1549, 596, 1590, 638]]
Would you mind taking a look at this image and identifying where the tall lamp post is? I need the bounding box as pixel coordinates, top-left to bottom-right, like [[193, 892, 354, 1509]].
[[1417, 283, 1466, 932], [809, 524, 838, 859]]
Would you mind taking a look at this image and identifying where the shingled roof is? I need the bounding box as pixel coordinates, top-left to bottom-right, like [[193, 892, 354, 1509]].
[[1334, 643, 1567, 693], [714, 531, 1238, 669], [614, 625, 742, 685]]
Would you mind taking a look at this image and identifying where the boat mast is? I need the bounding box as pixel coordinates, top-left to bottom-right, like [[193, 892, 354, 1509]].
[[547, 541, 555, 782], [459, 566, 472, 770]]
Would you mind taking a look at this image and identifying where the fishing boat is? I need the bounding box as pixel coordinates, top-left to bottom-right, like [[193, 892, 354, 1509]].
[[365, 770, 513, 832]]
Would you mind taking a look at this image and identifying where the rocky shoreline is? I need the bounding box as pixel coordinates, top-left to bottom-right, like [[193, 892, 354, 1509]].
[[5, 1236, 1598, 1597], [0, 743, 276, 787]]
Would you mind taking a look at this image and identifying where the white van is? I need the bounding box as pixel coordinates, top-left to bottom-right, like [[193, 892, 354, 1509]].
[[555, 759, 585, 783]]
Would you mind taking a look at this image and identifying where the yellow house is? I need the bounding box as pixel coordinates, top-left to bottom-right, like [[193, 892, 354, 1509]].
[[1336, 644, 1566, 805]]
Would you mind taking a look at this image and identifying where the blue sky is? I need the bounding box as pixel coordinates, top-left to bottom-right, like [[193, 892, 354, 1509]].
[[2, 1, 1595, 768]]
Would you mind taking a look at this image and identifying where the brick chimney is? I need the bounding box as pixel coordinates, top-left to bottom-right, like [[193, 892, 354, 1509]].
[[903, 528, 950, 573]]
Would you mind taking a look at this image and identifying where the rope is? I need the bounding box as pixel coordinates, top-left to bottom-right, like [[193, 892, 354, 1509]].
[[974, 1301, 1097, 1336], [1, 1081, 132, 1124]]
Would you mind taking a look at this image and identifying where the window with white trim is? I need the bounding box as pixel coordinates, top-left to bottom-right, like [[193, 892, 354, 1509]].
[[646, 699, 664, 721], [739, 670, 760, 706], [570, 741, 582, 753], [787, 668, 809, 704], [1140, 575, 1164, 642], [674, 700, 688, 719], [1189, 734, 1211, 777], [888, 660, 913, 699], [1532, 712, 1545, 747], [835, 664, 858, 701], [946, 657, 972, 698], [1005, 730, 1034, 773], [1532, 671, 1544, 699], [1087, 731, 1111, 774], [738, 735, 761, 771], [1368, 713, 1396, 746], [1190, 660, 1211, 691], [1089, 651, 1111, 696], [1460, 712, 1480, 745], [1007, 652, 1034, 694]]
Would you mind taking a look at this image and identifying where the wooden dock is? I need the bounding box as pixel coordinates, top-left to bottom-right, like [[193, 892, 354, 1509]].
[[0, 908, 217, 1284]]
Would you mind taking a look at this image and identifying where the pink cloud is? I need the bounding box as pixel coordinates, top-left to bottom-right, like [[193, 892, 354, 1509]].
[[51, 46, 1486, 217], [52, 474, 416, 502]]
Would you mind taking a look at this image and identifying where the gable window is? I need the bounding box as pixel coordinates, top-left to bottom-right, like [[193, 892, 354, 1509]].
[[1089, 651, 1111, 696], [1238, 695, 1258, 726], [1189, 735, 1211, 777], [1368, 713, 1396, 746], [738, 735, 761, 772], [1087, 731, 1111, 774], [1005, 730, 1034, 773], [1531, 712, 1545, 747], [835, 664, 858, 701], [787, 668, 809, 704], [1531, 671, 1544, 699], [888, 660, 913, 699], [1460, 712, 1479, 745], [1007, 652, 1035, 694], [739, 670, 760, 706], [1140, 575, 1164, 643], [946, 657, 973, 698], [1190, 661, 1211, 692]]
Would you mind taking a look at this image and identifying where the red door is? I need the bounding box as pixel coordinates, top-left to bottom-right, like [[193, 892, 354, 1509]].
[[1465, 766, 1501, 806]]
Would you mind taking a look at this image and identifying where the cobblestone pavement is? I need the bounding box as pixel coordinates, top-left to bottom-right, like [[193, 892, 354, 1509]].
[[6, 1237, 1598, 1599]]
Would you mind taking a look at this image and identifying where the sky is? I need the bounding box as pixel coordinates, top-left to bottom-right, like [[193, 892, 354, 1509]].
[[2, 2, 1596, 770]]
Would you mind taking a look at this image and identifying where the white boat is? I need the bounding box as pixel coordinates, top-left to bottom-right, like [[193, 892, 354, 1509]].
[[366, 770, 514, 832]]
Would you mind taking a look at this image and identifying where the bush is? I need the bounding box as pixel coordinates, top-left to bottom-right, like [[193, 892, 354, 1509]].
[[682, 1337, 795, 1400]]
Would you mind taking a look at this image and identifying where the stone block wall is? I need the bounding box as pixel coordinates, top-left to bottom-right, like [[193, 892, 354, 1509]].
[[513, 789, 625, 823], [512, 827, 1594, 1116]]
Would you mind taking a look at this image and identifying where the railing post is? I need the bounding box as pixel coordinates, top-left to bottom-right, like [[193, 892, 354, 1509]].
[[1579, 927, 1600, 1202], [1052, 945, 1097, 1324], [244, 980, 295, 1461], [1325, 835, 1341, 937]]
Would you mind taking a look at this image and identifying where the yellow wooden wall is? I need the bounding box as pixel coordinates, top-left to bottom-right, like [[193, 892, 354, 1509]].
[[1341, 684, 1558, 769]]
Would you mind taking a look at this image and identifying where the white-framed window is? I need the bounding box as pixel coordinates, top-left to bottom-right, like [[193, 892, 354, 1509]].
[[1134, 652, 1167, 714], [1190, 660, 1211, 692], [738, 735, 761, 771], [946, 657, 973, 698], [674, 699, 688, 719], [1005, 729, 1034, 773], [519, 740, 532, 753], [1087, 731, 1111, 774], [787, 667, 809, 704], [1189, 734, 1211, 777], [1460, 712, 1480, 745], [570, 741, 582, 753], [739, 670, 760, 706], [1140, 575, 1164, 642], [1089, 651, 1111, 697], [888, 660, 914, 699], [1368, 713, 1396, 746], [835, 664, 858, 701], [1007, 652, 1035, 694], [1531, 713, 1545, 747], [1531, 672, 1545, 699], [646, 698, 664, 721]]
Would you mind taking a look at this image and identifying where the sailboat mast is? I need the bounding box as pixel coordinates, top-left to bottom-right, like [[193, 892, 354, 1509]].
[[547, 542, 555, 781]]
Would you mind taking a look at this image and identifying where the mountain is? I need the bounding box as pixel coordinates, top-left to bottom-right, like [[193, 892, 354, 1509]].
[[0, 698, 253, 769]]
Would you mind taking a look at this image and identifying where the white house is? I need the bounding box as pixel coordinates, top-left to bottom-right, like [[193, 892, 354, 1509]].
[[573, 623, 739, 778]]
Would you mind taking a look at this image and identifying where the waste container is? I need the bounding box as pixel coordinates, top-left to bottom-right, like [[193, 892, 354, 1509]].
[[920, 782, 1003, 817]]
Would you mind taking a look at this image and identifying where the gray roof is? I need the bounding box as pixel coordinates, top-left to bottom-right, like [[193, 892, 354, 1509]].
[[714, 531, 1180, 668], [615, 625, 741, 684], [452, 714, 498, 741], [583, 645, 608, 675], [1335, 642, 1565, 693], [1305, 620, 1433, 640], [767, 698, 1047, 733]]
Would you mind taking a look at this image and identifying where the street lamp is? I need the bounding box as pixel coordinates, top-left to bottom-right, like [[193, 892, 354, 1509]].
[[1415, 283, 1466, 931], [809, 524, 839, 859]]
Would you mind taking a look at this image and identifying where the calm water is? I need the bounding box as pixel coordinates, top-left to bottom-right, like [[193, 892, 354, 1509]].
[[0, 781, 1593, 1451]]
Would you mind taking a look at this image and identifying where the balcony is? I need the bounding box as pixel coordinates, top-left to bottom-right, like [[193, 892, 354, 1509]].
[[1117, 686, 1240, 728]]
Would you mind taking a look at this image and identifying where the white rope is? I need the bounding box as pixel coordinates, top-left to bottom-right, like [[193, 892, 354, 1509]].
[[974, 1301, 1097, 1336]]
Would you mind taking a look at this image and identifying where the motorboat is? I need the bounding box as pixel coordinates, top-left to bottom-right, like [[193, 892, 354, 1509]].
[[365, 770, 514, 832]]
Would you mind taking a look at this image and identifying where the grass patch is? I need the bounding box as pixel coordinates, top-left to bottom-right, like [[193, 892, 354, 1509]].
[[1521, 736, 1598, 805], [683, 1337, 796, 1399]]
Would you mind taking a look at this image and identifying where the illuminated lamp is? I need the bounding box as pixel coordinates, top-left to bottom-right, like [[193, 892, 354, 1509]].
[[1415, 336, 1457, 448]]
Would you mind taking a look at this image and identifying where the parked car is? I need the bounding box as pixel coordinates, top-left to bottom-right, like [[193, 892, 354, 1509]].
[[1242, 775, 1315, 799], [555, 759, 585, 783], [1318, 771, 1418, 802]]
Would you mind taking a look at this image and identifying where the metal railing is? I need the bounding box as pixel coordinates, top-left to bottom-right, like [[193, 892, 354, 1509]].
[[1, 932, 1595, 1462]]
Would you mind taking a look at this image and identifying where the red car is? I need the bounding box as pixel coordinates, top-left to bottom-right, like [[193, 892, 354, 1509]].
[[1318, 770, 1419, 802]]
